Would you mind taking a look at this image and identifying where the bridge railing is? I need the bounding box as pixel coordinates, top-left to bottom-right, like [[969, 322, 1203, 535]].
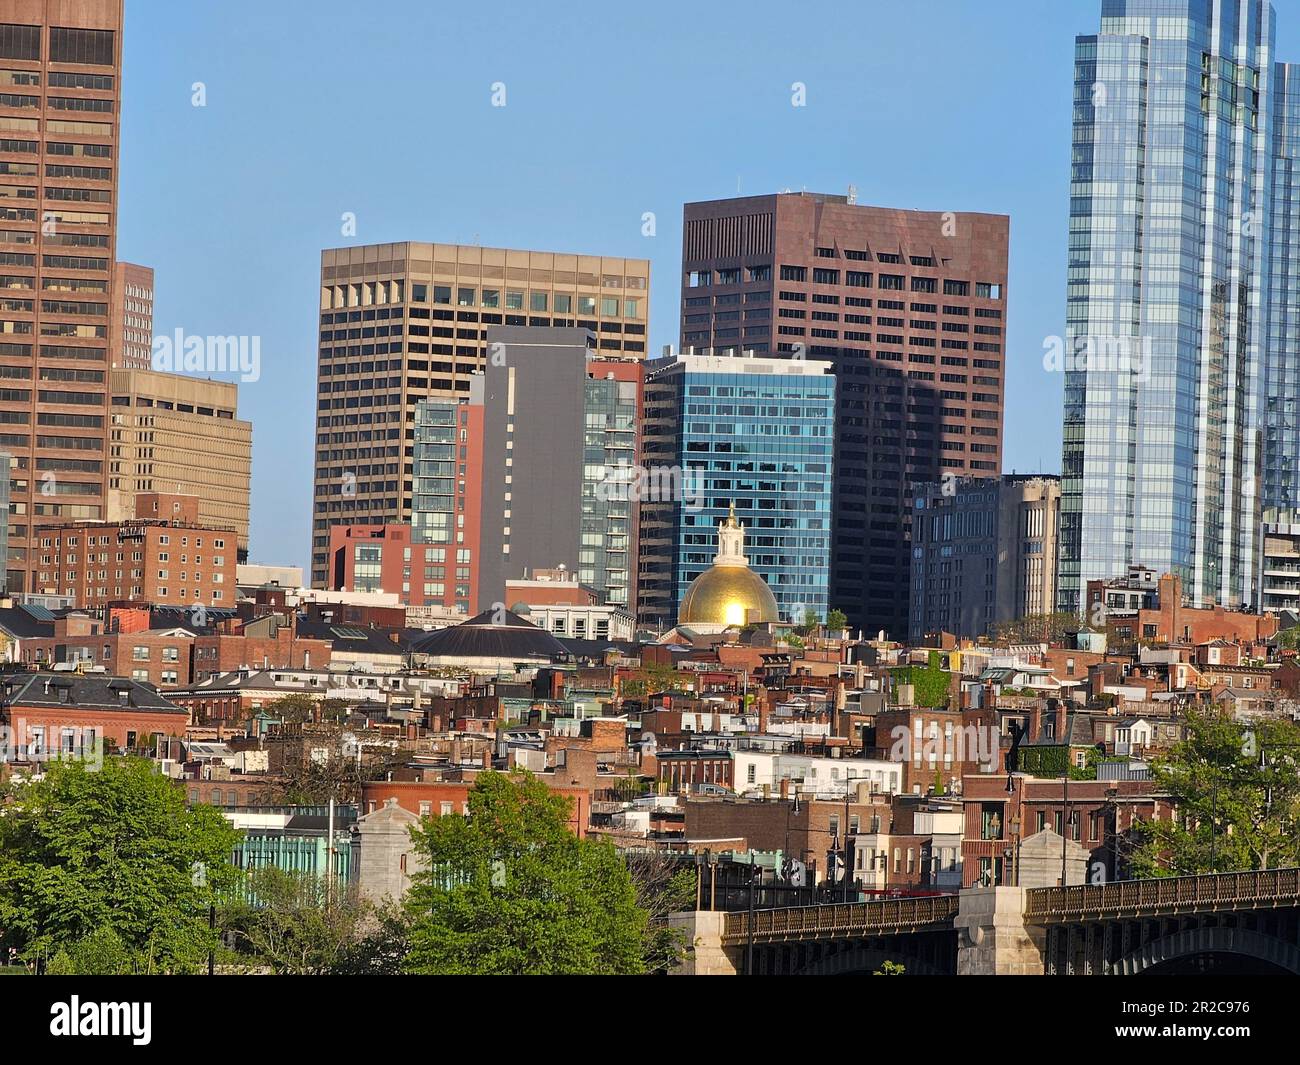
[[1026, 867, 1300, 921], [723, 894, 960, 944]]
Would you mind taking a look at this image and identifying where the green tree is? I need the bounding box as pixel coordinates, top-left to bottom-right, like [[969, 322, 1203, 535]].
[[329, 902, 411, 975], [874, 959, 906, 975], [403, 770, 647, 975], [1129, 710, 1300, 877], [989, 612, 1079, 644], [222, 866, 375, 975], [890, 651, 951, 708], [0, 757, 240, 972], [826, 609, 848, 635], [624, 850, 696, 973], [264, 693, 318, 724], [44, 927, 136, 975], [619, 662, 680, 699]]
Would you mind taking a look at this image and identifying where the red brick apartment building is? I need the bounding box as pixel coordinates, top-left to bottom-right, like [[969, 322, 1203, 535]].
[[680, 192, 1008, 638], [328, 521, 480, 612], [17, 602, 333, 690], [361, 778, 592, 837], [0, 672, 187, 757], [961, 773, 1174, 889], [30, 492, 236, 609]]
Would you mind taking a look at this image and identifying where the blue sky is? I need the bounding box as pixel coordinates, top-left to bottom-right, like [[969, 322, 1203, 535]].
[[116, 0, 1300, 573]]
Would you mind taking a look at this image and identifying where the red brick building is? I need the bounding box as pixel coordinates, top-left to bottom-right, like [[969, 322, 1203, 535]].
[[328, 522, 481, 612], [0, 672, 188, 758], [361, 776, 592, 837], [19, 611, 195, 688], [30, 492, 236, 610], [960, 772, 1173, 888]]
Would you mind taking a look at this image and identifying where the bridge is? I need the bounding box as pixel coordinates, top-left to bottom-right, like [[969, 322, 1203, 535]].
[[673, 868, 1300, 975]]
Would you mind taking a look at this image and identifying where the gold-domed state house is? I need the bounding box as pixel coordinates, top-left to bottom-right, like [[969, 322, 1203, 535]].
[[677, 506, 779, 632]]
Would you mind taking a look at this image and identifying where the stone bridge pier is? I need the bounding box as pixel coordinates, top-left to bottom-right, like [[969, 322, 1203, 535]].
[[954, 887, 1045, 974]]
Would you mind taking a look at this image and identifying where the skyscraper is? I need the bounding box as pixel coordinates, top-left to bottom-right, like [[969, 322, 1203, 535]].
[[472, 326, 640, 613], [637, 351, 835, 630], [1059, 0, 1293, 612], [310, 242, 649, 587], [0, 1, 123, 595], [106, 367, 253, 554], [909, 474, 1061, 641], [411, 395, 483, 614], [680, 193, 1008, 637], [109, 260, 151, 369]]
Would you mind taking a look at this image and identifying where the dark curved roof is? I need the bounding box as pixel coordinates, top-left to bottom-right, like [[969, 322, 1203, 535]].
[[410, 608, 568, 660]]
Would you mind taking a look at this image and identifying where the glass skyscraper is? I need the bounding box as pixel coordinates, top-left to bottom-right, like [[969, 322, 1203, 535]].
[[1264, 62, 1300, 510], [1060, 0, 1294, 612], [582, 370, 638, 609], [638, 353, 835, 627]]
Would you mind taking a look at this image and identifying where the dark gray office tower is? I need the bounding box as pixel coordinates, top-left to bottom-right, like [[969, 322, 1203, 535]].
[[475, 327, 640, 612]]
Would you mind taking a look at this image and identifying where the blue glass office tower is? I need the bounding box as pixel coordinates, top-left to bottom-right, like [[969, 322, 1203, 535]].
[[1264, 62, 1300, 510], [1060, 0, 1293, 612], [637, 353, 835, 627]]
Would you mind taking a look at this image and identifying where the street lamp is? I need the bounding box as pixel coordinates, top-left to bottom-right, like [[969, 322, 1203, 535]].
[[1104, 786, 1119, 882], [746, 859, 762, 976], [1004, 771, 1021, 886]]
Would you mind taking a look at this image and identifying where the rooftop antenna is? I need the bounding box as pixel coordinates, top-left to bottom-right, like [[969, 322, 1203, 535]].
[[847, 184, 858, 205]]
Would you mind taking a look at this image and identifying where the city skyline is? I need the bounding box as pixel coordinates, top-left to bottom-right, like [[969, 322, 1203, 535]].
[[109, 0, 1300, 576]]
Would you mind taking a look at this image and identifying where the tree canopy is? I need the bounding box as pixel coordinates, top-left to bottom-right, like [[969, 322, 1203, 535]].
[[403, 770, 647, 975], [1129, 710, 1300, 877], [0, 757, 240, 972]]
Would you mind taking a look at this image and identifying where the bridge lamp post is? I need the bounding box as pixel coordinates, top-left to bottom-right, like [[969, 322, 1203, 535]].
[[1104, 786, 1119, 882], [1060, 757, 1071, 888], [1256, 739, 1300, 820], [1004, 771, 1022, 887], [746, 859, 762, 976]]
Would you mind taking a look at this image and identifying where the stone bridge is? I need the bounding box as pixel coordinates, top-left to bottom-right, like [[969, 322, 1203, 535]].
[[670, 868, 1300, 975]]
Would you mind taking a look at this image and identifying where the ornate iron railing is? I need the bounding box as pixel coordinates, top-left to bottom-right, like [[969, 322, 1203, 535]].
[[1026, 868, 1300, 922], [723, 895, 960, 945]]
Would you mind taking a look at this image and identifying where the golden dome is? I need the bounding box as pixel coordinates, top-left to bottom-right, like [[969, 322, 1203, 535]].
[[677, 502, 778, 627], [679, 565, 779, 627]]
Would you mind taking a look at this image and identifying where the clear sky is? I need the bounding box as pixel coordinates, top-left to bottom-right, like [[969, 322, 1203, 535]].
[[116, 0, 1300, 573]]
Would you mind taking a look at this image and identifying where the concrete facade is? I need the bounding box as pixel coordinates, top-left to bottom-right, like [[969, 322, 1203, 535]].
[[309, 243, 650, 586], [107, 368, 252, 552], [954, 887, 1046, 976], [350, 797, 424, 904]]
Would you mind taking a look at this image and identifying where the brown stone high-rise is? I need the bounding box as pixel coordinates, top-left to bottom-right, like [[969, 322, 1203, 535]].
[[311, 242, 650, 587], [0, 0, 123, 594], [680, 193, 1008, 637]]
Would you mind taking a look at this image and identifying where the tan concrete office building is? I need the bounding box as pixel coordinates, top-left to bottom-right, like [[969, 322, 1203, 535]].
[[0, 0, 124, 594], [310, 242, 650, 586], [109, 259, 151, 368], [108, 367, 252, 553]]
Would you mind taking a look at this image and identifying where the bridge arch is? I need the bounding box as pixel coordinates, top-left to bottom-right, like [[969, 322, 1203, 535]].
[[1106, 925, 1300, 976], [791, 942, 946, 976]]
